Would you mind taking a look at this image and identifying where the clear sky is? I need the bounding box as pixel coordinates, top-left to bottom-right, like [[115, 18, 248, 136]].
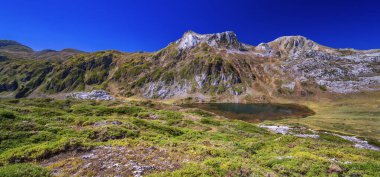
[[0, 0, 379, 52]]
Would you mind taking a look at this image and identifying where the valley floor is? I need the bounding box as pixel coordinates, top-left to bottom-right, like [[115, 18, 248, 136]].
[[0, 93, 379, 176]]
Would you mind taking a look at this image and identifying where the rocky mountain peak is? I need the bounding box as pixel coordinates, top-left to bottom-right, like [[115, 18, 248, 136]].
[[270, 35, 320, 52], [176, 31, 244, 50]]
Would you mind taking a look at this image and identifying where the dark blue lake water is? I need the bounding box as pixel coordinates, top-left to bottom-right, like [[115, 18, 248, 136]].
[[183, 103, 314, 122]]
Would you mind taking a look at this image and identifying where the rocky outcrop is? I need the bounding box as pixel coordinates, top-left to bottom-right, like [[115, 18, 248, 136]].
[[176, 31, 245, 50], [280, 47, 380, 93], [67, 90, 115, 100]]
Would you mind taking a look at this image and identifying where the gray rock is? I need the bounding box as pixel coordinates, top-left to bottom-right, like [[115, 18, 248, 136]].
[[332, 133, 380, 151], [67, 90, 115, 101]]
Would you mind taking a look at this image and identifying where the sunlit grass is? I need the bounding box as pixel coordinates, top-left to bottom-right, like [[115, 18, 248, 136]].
[[0, 97, 379, 176], [278, 91, 380, 140]]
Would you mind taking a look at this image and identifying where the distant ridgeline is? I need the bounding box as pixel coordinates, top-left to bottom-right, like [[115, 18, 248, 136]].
[[0, 32, 379, 101]]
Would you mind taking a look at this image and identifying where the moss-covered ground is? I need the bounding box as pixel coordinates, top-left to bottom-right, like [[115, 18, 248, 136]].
[[0, 98, 379, 176]]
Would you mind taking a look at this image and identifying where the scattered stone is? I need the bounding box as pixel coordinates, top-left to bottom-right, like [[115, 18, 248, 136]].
[[81, 153, 95, 159], [294, 134, 319, 138], [130, 160, 156, 177], [259, 125, 290, 134], [276, 156, 293, 160], [94, 120, 123, 127], [149, 114, 159, 119], [328, 164, 343, 174], [260, 124, 380, 151], [329, 158, 351, 164], [112, 120, 123, 125], [260, 125, 319, 138], [331, 133, 380, 151], [42, 146, 184, 177]]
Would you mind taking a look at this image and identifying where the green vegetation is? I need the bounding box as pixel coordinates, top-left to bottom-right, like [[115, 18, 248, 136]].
[[189, 108, 214, 117], [44, 52, 114, 93], [0, 39, 250, 99], [0, 98, 378, 176], [278, 91, 380, 140], [0, 163, 51, 177], [0, 110, 16, 119], [0, 60, 54, 98]]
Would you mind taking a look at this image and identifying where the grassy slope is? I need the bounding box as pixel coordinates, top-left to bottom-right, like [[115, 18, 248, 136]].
[[274, 91, 380, 141], [0, 98, 379, 176]]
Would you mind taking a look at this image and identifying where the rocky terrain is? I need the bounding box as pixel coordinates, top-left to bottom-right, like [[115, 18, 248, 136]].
[[259, 125, 379, 151], [67, 90, 115, 101], [0, 32, 379, 102]]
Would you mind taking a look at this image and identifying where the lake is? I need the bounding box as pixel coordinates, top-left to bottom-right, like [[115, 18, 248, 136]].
[[182, 103, 315, 122]]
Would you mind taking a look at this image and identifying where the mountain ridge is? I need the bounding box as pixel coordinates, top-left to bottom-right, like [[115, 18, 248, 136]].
[[1, 31, 379, 102], [2, 32, 377, 54]]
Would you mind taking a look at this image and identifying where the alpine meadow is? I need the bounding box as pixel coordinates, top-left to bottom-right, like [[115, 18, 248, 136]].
[[0, 0, 379, 176]]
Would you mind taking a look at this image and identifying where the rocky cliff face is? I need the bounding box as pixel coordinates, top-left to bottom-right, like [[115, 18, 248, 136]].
[[0, 31, 379, 101], [176, 31, 245, 50], [263, 37, 380, 94]]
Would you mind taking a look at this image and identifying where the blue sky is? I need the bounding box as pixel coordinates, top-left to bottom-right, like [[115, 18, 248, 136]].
[[0, 0, 379, 52]]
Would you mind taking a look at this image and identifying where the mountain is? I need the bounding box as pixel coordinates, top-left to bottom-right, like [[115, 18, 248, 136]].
[[0, 32, 379, 101], [0, 40, 84, 61], [176, 31, 246, 50], [34, 48, 84, 60], [0, 40, 33, 52]]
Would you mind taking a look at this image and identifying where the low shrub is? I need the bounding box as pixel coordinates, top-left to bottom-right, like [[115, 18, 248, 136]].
[[367, 138, 380, 147], [132, 118, 184, 136], [0, 110, 16, 120], [158, 110, 183, 120], [0, 138, 87, 164], [233, 121, 267, 134], [82, 125, 139, 141], [200, 118, 221, 126], [319, 133, 351, 144], [113, 106, 144, 116], [343, 162, 380, 176], [191, 109, 213, 117], [0, 163, 51, 177]]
